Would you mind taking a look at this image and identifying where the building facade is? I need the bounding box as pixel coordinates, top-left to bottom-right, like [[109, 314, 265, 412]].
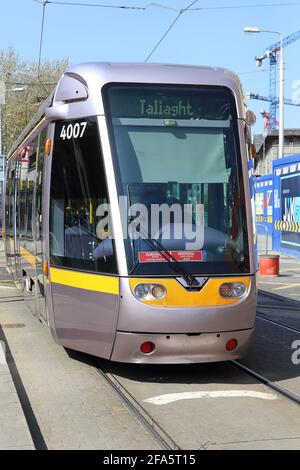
[[255, 129, 300, 176]]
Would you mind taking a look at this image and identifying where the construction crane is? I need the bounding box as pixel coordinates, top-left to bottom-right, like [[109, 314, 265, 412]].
[[250, 30, 300, 129], [247, 92, 300, 107], [247, 92, 300, 137]]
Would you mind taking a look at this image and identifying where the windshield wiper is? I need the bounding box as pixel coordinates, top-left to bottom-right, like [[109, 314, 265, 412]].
[[65, 223, 103, 242], [130, 219, 200, 290]]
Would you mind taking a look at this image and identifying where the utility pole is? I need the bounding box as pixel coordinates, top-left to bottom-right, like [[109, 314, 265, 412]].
[[244, 27, 285, 159], [278, 33, 285, 158], [0, 103, 2, 156], [0, 81, 5, 155]]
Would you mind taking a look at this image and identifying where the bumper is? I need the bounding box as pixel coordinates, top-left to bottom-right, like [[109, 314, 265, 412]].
[[110, 328, 254, 364]]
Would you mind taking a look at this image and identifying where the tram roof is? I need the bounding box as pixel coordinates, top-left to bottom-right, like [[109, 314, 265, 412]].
[[8, 63, 243, 158], [65, 62, 242, 88]]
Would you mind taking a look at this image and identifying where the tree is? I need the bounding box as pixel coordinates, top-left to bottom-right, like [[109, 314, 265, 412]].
[[0, 46, 68, 154]]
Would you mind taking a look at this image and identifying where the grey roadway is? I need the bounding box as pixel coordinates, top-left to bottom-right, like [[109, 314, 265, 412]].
[[0, 239, 299, 450]]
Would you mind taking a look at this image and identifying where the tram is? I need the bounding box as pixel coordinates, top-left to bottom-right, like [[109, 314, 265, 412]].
[[4, 63, 257, 363]]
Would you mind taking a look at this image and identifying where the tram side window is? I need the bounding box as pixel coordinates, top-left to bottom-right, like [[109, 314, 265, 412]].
[[17, 139, 38, 251], [50, 117, 117, 274], [26, 141, 38, 252], [18, 156, 27, 246], [35, 128, 47, 257], [5, 160, 15, 239]]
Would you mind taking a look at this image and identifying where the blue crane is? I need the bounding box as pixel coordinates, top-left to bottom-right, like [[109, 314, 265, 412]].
[[251, 30, 300, 129], [247, 92, 300, 107]]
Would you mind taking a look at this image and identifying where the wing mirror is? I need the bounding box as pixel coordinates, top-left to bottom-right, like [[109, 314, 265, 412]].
[[246, 109, 256, 126]]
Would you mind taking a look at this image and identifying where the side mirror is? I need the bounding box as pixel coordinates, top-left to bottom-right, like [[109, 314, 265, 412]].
[[54, 74, 88, 103], [246, 109, 256, 126], [45, 104, 69, 122]]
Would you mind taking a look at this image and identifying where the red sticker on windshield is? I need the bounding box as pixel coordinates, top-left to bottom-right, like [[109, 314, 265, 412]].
[[138, 251, 204, 263], [138, 252, 170, 263], [171, 251, 203, 262]]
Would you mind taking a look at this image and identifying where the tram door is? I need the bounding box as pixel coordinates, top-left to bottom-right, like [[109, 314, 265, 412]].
[[7, 159, 21, 281], [5, 161, 15, 272], [35, 131, 47, 321], [14, 159, 23, 282]]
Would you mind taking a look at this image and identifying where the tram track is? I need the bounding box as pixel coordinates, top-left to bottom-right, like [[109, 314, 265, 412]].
[[234, 306, 300, 406], [5, 275, 299, 448], [95, 300, 300, 448], [256, 314, 300, 334], [96, 363, 180, 450], [257, 290, 300, 333], [96, 337, 300, 452], [257, 304, 300, 312], [230, 361, 300, 406], [95, 297, 299, 448], [96, 357, 300, 451]]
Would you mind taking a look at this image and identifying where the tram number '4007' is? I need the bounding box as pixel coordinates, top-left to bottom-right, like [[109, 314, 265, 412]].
[[60, 122, 87, 140]]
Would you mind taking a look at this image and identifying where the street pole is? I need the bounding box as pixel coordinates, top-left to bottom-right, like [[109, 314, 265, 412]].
[[0, 103, 2, 156], [278, 33, 285, 158], [0, 80, 6, 156], [243, 27, 285, 160]]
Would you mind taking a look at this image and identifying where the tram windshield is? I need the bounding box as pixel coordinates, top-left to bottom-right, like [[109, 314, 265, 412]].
[[103, 84, 250, 276]]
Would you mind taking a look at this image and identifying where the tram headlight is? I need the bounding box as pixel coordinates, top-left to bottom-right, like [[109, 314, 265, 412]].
[[133, 284, 167, 301], [151, 284, 166, 300], [134, 284, 150, 300], [219, 282, 246, 298]]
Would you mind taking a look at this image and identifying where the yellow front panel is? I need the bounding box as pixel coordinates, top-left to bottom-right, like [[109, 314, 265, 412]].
[[129, 277, 251, 307], [50, 267, 119, 295]]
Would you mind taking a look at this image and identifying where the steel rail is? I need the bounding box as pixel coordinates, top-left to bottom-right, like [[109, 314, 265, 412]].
[[96, 365, 180, 451], [256, 314, 300, 334], [230, 361, 300, 406]]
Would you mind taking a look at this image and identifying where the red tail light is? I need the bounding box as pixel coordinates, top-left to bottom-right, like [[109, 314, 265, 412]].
[[226, 339, 238, 351], [140, 342, 155, 354]]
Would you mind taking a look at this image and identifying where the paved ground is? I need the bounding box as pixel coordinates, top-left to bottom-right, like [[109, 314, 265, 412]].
[[0, 330, 34, 450], [104, 358, 300, 450], [0, 246, 35, 450], [257, 234, 300, 301], [0, 238, 299, 450], [0, 284, 159, 450], [0, 243, 158, 450]]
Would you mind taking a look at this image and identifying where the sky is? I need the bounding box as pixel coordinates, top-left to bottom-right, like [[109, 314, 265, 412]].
[[1, 0, 300, 135]]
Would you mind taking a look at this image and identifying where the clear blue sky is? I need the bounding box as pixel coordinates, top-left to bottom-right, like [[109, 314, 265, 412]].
[[1, 0, 300, 134]]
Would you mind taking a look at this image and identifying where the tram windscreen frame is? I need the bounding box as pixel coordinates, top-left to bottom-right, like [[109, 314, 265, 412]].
[[103, 83, 250, 276]]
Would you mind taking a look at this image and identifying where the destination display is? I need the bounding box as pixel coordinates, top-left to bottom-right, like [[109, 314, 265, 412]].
[[139, 99, 193, 118], [105, 85, 233, 120]]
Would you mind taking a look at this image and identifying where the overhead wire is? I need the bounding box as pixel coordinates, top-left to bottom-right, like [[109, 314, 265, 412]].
[[33, 0, 300, 69], [144, 0, 199, 62], [37, 1, 47, 76], [34, 0, 146, 9], [188, 1, 300, 10], [36, 0, 300, 10], [32, 0, 300, 85]]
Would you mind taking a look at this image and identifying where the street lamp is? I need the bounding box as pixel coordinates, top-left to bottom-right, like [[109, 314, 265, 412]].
[[0, 85, 27, 155], [1, 70, 38, 154], [244, 26, 285, 159], [8, 71, 38, 78]]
